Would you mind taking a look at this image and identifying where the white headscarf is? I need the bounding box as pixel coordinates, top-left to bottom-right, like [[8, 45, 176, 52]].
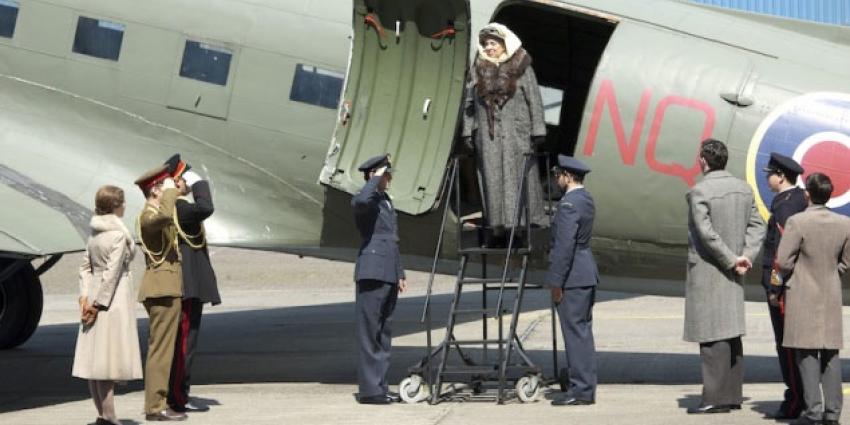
[[477, 23, 522, 65]]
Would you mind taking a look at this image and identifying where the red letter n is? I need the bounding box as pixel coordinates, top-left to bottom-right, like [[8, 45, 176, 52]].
[[582, 79, 652, 165]]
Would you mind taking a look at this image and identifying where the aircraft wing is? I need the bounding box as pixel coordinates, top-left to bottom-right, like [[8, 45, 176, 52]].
[[0, 73, 333, 258]]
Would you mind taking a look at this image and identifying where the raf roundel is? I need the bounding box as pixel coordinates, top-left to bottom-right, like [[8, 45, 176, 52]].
[[747, 93, 850, 219]]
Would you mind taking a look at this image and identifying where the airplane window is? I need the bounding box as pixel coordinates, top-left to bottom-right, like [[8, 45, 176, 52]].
[[290, 64, 344, 109], [179, 41, 233, 86], [540, 86, 564, 126], [0, 0, 19, 39], [72, 17, 125, 61]]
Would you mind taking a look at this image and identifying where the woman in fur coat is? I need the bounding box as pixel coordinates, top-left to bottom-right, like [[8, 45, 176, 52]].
[[461, 23, 548, 246], [72, 185, 143, 425]]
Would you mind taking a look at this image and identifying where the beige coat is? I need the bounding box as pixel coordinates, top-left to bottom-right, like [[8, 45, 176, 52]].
[[777, 205, 850, 349], [72, 214, 143, 381]]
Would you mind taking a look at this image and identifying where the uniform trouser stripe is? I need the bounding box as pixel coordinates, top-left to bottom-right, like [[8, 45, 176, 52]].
[[169, 300, 192, 407], [767, 289, 805, 415]]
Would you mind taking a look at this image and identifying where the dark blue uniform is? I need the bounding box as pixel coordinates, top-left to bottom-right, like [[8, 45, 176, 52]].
[[762, 186, 808, 416], [547, 187, 599, 402], [352, 175, 405, 399], [168, 179, 219, 411]]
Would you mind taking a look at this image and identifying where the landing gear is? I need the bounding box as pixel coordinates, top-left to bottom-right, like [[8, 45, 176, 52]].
[[0, 260, 43, 349], [399, 375, 431, 404]]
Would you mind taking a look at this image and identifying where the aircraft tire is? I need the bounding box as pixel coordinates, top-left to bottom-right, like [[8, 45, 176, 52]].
[[0, 261, 42, 349]]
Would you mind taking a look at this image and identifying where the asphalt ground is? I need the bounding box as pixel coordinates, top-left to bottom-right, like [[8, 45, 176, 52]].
[[2, 247, 850, 424]]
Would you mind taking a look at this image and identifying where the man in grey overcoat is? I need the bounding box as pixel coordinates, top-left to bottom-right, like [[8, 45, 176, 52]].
[[460, 23, 547, 245], [684, 139, 765, 414], [776, 173, 850, 425]]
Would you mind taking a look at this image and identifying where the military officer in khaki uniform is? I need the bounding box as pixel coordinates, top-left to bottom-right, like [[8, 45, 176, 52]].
[[134, 165, 187, 422]]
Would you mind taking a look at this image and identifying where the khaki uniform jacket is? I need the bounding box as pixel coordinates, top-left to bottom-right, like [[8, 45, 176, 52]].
[[137, 188, 182, 301], [777, 205, 850, 349]]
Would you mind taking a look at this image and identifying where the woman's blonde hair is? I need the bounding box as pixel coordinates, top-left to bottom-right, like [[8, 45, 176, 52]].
[[94, 185, 125, 215]]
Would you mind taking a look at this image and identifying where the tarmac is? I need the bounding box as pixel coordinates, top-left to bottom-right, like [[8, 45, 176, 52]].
[[2, 247, 850, 424]]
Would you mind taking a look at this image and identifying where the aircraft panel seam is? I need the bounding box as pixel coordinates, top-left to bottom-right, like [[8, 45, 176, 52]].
[[0, 73, 324, 207]]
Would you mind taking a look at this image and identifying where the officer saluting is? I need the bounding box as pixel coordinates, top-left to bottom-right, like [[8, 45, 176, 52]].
[[547, 155, 599, 406], [761, 153, 807, 420], [163, 154, 221, 414], [352, 154, 407, 404], [134, 165, 187, 421]]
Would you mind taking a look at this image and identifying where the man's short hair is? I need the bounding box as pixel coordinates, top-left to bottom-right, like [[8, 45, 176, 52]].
[[700, 138, 728, 171], [567, 171, 585, 184], [806, 172, 833, 205], [552, 167, 584, 184], [142, 182, 162, 199]]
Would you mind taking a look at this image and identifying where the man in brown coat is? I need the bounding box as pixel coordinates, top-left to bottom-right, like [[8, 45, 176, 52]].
[[777, 173, 850, 425], [134, 165, 187, 421]]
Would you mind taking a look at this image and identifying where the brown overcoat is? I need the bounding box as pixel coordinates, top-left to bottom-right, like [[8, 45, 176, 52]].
[[777, 205, 850, 349]]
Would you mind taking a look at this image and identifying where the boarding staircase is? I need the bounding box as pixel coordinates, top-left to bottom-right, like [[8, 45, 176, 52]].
[[400, 153, 562, 404]]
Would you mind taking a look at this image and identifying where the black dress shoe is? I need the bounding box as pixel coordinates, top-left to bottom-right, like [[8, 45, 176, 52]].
[[769, 408, 802, 420], [551, 397, 594, 406], [727, 404, 742, 410], [790, 416, 822, 425], [182, 401, 210, 412], [386, 392, 401, 403], [358, 395, 393, 405], [686, 405, 730, 414]]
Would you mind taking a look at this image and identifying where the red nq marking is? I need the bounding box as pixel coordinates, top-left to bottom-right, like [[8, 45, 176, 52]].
[[583, 79, 716, 187]]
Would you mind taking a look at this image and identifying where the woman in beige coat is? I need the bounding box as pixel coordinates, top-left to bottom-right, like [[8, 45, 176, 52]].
[[777, 173, 850, 425], [72, 186, 143, 425]]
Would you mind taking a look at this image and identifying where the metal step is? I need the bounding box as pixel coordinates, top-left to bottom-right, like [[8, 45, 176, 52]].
[[458, 247, 531, 255], [450, 339, 508, 345], [441, 366, 497, 375], [459, 277, 518, 284], [452, 308, 511, 317], [441, 365, 542, 376]]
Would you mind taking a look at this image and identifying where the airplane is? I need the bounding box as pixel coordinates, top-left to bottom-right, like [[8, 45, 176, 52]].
[[1, 0, 850, 350]]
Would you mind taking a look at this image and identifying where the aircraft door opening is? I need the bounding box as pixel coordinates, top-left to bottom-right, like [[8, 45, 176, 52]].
[[489, 2, 616, 201]]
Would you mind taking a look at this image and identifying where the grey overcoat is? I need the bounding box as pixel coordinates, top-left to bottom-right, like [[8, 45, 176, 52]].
[[461, 54, 547, 228], [777, 205, 850, 349], [684, 170, 765, 343]]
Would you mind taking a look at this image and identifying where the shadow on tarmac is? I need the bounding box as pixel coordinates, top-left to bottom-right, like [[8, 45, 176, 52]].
[[0, 290, 807, 414]]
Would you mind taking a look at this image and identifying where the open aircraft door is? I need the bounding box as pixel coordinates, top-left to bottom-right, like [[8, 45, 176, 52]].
[[319, 0, 471, 215]]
